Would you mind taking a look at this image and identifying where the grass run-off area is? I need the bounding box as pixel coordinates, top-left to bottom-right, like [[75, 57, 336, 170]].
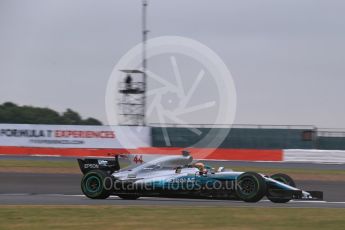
[[1, 159, 344, 181], [0, 206, 344, 230], [0, 159, 77, 168]]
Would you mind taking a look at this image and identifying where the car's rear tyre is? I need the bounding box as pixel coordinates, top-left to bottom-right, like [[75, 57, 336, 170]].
[[267, 173, 295, 203], [81, 170, 112, 199], [236, 172, 267, 202], [117, 195, 140, 200]]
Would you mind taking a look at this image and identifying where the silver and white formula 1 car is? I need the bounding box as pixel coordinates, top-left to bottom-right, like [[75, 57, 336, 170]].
[[77, 152, 323, 203]]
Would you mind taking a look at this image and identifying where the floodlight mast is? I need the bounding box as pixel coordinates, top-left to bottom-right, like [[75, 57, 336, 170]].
[[142, 0, 148, 126], [117, 1, 149, 126]]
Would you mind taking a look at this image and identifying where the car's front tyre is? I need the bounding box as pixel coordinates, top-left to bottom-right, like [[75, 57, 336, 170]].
[[267, 173, 295, 203], [81, 170, 112, 199]]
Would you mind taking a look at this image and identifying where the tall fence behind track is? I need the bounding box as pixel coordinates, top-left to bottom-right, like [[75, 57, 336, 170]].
[[150, 124, 345, 150], [317, 130, 345, 150], [151, 124, 318, 149]]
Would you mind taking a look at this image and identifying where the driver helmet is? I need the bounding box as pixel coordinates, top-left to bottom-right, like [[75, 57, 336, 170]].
[[194, 162, 205, 172]]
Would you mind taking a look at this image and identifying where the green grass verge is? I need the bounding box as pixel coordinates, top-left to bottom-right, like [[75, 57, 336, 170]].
[[0, 206, 344, 230], [0, 159, 78, 168]]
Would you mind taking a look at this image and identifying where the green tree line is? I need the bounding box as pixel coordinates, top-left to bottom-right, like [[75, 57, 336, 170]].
[[0, 102, 102, 125]]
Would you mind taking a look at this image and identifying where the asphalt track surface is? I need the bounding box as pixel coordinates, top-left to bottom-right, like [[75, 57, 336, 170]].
[[1, 156, 344, 208], [1, 172, 345, 208]]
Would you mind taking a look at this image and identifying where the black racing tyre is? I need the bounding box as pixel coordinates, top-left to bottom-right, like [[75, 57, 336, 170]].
[[235, 172, 267, 202], [267, 173, 296, 203], [117, 195, 140, 200], [81, 170, 112, 199]]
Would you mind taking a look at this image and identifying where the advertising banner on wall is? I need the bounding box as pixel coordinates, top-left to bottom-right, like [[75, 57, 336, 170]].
[[0, 124, 150, 149]]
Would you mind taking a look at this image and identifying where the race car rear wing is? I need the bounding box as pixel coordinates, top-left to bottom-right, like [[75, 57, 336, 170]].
[[77, 155, 120, 174]]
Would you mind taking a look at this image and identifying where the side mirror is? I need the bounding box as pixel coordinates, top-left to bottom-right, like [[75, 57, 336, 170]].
[[217, 167, 225, 172]]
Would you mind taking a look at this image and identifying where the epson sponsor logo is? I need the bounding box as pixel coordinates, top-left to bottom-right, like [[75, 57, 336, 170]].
[[84, 164, 99, 169]]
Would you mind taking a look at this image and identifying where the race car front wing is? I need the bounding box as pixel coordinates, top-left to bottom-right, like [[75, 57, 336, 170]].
[[268, 189, 323, 200]]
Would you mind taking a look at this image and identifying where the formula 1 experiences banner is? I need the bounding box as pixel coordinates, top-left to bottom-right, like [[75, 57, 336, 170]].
[[0, 124, 150, 149]]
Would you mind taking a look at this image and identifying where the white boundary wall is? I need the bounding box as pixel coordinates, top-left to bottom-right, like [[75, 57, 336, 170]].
[[284, 149, 345, 163]]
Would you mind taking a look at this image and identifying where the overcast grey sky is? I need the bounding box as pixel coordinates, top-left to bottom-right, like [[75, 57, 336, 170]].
[[1, 0, 345, 128]]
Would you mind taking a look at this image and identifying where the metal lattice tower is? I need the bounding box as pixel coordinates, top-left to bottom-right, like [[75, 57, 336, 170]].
[[118, 69, 145, 126], [117, 1, 148, 126]]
